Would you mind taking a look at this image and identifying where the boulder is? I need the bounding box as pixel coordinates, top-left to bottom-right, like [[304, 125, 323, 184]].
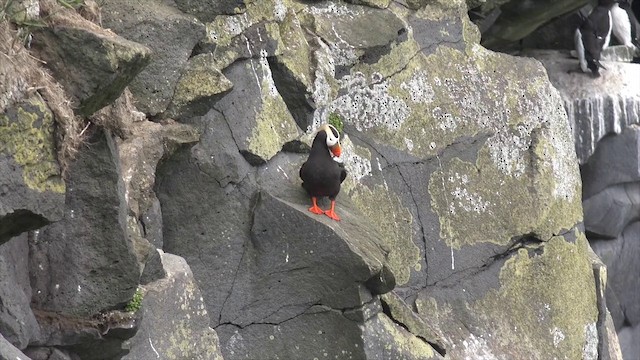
[[29, 309, 138, 359], [156, 126, 256, 324], [0, 334, 29, 360], [530, 51, 640, 164], [0, 94, 65, 244], [165, 54, 233, 120], [31, 22, 151, 116], [591, 222, 640, 328], [173, 0, 247, 21], [30, 130, 139, 316], [0, 234, 40, 349], [123, 251, 224, 360], [155, 1, 602, 358], [583, 183, 640, 239], [619, 324, 640, 360], [100, 0, 206, 116], [479, 0, 590, 50], [213, 58, 301, 165], [581, 125, 640, 199]]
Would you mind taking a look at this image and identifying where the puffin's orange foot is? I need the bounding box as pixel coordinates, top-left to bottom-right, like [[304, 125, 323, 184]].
[[324, 209, 341, 221], [308, 205, 324, 215]]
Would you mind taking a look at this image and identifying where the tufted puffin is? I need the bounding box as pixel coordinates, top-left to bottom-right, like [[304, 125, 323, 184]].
[[299, 123, 347, 221]]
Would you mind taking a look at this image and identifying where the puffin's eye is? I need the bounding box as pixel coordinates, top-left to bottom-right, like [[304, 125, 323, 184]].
[[326, 133, 338, 147], [327, 124, 339, 139]]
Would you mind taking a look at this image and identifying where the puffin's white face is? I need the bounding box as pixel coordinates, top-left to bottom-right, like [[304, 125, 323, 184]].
[[325, 124, 340, 147], [318, 123, 342, 158]]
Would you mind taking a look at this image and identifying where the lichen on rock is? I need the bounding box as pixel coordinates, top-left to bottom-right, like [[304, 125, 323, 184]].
[[471, 235, 598, 359], [0, 95, 64, 193]]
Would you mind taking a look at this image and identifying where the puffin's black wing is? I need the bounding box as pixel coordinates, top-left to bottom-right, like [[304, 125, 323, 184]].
[[340, 164, 347, 184]]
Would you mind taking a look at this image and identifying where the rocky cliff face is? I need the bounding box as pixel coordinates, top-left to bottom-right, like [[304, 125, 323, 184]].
[[0, 0, 624, 359]]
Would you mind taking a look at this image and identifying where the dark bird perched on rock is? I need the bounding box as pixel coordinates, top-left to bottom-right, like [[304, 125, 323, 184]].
[[613, 0, 640, 48], [575, 0, 616, 77], [299, 123, 347, 221]]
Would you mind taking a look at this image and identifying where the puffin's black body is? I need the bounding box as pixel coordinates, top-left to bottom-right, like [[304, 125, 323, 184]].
[[300, 124, 347, 221], [575, 0, 615, 77], [617, 0, 640, 47]]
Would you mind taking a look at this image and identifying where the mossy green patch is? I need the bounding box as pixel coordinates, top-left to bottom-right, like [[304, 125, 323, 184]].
[[428, 124, 582, 249], [171, 54, 233, 109], [473, 235, 598, 358], [246, 68, 300, 161], [349, 184, 417, 285], [373, 313, 436, 358], [0, 95, 65, 193]]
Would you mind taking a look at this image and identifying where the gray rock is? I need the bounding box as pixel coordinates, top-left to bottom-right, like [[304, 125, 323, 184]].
[[583, 183, 640, 238], [123, 251, 223, 360], [480, 0, 590, 50], [100, 0, 206, 116], [174, 0, 246, 21], [619, 324, 640, 360], [0, 333, 29, 360], [30, 130, 139, 316], [165, 54, 233, 120], [30, 308, 138, 359], [532, 51, 640, 164], [24, 347, 78, 360], [217, 190, 388, 326], [214, 58, 300, 165], [0, 234, 40, 349], [363, 313, 443, 359], [156, 141, 256, 326], [601, 45, 639, 63], [216, 306, 368, 359], [591, 222, 640, 327], [0, 95, 65, 244], [31, 25, 151, 116], [304, 2, 406, 73], [581, 125, 640, 199]]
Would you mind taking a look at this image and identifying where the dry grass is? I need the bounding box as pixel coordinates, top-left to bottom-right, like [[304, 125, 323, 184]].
[[0, 16, 86, 175]]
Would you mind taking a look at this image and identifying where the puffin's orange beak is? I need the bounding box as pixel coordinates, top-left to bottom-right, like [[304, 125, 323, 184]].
[[330, 144, 342, 157]]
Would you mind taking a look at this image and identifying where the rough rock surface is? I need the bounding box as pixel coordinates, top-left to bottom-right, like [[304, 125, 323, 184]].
[[100, 0, 206, 116], [0, 94, 65, 244], [0, 234, 39, 349], [29, 129, 139, 316], [579, 125, 640, 359], [153, 0, 605, 358], [0, 0, 625, 359], [31, 18, 151, 116], [0, 333, 29, 360], [532, 51, 640, 164], [123, 251, 224, 360], [476, 0, 590, 50]]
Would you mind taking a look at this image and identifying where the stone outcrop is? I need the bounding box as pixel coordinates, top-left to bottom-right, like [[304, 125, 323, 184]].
[[532, 52, 640, 164], [581, 125, 640, 360], [122, 251, 223, 360], [0, 0, 626, 359], [472, 0, 590, 50], [31, 1, 151, 116], [100, 0, 207, 116], [525, 21, 640, 357]]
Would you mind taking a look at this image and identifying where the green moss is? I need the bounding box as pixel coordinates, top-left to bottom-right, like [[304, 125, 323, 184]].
[[328, 112, 344, 133], [473, 235, 598, 358], [0, 96, 65, 193], [172, 54, 233, 109], [428, 132, 582, 249], [246, 70, 300, 161], [349, 184, 417, 285], [375, 313, 436, 358], [125, 287, 144, 312]]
